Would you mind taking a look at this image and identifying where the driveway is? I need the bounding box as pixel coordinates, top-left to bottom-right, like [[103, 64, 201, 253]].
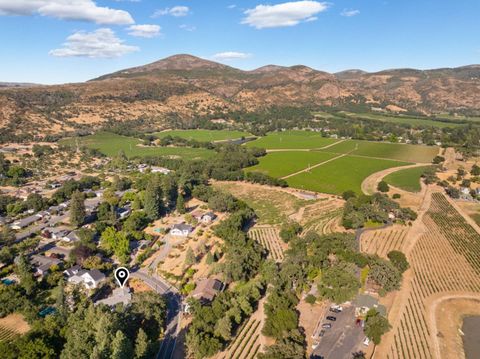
[[311, 306, 365, 359]]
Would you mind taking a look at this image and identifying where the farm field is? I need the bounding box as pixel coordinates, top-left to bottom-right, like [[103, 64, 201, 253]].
[[245, 151, 338, 178], [286, 155, 408, 195], [300, 199, 345, 235], [61, 132, 215, 159], [245, 130, 339, 149], [317, 140, 438, 163], [379, 192, 480, 359], [0, 314, 30, 342], [154, 129, 253, 142], [384, 166, 433, 192], [339, 111, 466, 128], [213, 182, 313, 225], [216, 299, 266, 359], [249, 226, 285, 262], [360, 226, 409, 257]]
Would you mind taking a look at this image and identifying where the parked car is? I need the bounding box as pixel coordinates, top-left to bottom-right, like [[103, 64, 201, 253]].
[[321, 323, 332, 329], [329, 306, 342, 313], [311, 341, 320, 350], [326, 316, 337, 321], [318, 329, 326, 337], [363, 337, 370, 346]]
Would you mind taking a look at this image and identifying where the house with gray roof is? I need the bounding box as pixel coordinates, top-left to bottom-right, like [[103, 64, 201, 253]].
[[354, 294, 387, 317], [68, 268, 106, 290], [171, 223, 194, 237], [31, 255, 63, 276]]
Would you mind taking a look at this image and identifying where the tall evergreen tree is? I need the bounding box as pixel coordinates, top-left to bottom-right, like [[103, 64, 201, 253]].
[[176, 193, 186, 214], [70, 191, 86, 228], [134, 329, 150, 359], [111, 331, 133, 359], [143, 176, 163, 220]]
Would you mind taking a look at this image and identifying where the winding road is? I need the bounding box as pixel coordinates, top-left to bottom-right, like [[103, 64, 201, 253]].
[[131, 269, 183, 359]]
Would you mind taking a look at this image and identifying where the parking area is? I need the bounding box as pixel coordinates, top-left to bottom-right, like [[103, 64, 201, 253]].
[[311, 306, 365, 359]]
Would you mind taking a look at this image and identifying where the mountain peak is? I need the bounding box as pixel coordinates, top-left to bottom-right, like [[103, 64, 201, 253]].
[[143, 54, 231, 71]]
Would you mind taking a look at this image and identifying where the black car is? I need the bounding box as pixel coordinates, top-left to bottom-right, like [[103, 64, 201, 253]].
[[326, 316, 337, 321], [319, 329, 326, 337]]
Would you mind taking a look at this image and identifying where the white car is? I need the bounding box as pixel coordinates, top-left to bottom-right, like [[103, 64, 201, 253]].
[[363, 337, 370, 346]]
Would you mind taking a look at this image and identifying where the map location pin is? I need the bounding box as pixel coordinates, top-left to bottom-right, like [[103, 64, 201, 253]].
[[114, 267, 130, 288]]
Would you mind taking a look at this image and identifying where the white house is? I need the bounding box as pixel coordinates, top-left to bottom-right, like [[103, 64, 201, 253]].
[[10, 215, 39, 230], [171, 223, 193, 237], [200, 212, 217, 224], [62, 231, 81, 243], [51, 228, 70, 241], [151, 166, 171, 175], [67, 269, 106, 290]]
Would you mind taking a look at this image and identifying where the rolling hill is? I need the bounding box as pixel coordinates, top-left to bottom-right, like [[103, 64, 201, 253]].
[[1, 54, 480, 138]]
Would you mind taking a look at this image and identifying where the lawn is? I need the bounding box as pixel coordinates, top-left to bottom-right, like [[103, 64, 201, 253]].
[[286, 155, 409, 195], [61, 132, 215, 160], [245, 151, 339, 178], [384, 165, 433, 192], [245, 130, 339, 149], [318, 140, 438, 163], [154, 129, 253, 142]]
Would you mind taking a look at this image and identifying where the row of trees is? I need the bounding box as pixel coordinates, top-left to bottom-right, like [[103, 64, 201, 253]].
[[342, 192, 417, 229]]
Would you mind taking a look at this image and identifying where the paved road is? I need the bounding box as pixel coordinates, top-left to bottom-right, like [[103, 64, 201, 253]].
[[311, 306, 364, 359], [131, 269, 183, 359]]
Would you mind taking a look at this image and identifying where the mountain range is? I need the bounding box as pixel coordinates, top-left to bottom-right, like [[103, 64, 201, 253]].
[[1, 54, 480, 138]]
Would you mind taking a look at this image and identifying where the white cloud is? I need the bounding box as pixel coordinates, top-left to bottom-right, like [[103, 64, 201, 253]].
[[179, 24, 196, 32], [153, 5, 189, 17], [128, 24, 161, 38], [0, 0, 134, 25], [341, 9, 360, 17], [242, 1, 328, 29], [212, 52, 252, 61], [49, 28, 138, 58], [228, 4, 236, 9]]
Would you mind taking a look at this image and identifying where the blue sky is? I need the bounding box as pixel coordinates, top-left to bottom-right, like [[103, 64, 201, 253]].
[[0, 0, 479, 84]]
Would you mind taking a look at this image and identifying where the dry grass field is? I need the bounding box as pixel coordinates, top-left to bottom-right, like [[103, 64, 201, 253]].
[[0, 314, 30, 342]]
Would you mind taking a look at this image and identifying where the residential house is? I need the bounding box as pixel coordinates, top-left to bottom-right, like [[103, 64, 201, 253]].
[[191, 278, 224, 303], [31, 255, 63, 276], [51, 228, 70, 241], [151, 166, 171, 175], [200, 212, 217, 224], [10, 215, 39, 230], [354, 294, 387, 317], [63, 265, 82, 278], [62, 230, 81, 243], [116, 206, 132, 220], [170, 223, 194, 237], [67, 268, 106, 290]]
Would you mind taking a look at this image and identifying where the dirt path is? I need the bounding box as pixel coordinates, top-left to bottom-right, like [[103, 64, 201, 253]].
[[265, 139, 346, 153], [281, 153, 348, 179], [443, 147, 457, 171], [360, 163, 429, 195]]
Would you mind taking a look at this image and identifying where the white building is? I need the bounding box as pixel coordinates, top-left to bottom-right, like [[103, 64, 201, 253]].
[[171, 223, 194, 237], [67, 269, 106, 290]]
